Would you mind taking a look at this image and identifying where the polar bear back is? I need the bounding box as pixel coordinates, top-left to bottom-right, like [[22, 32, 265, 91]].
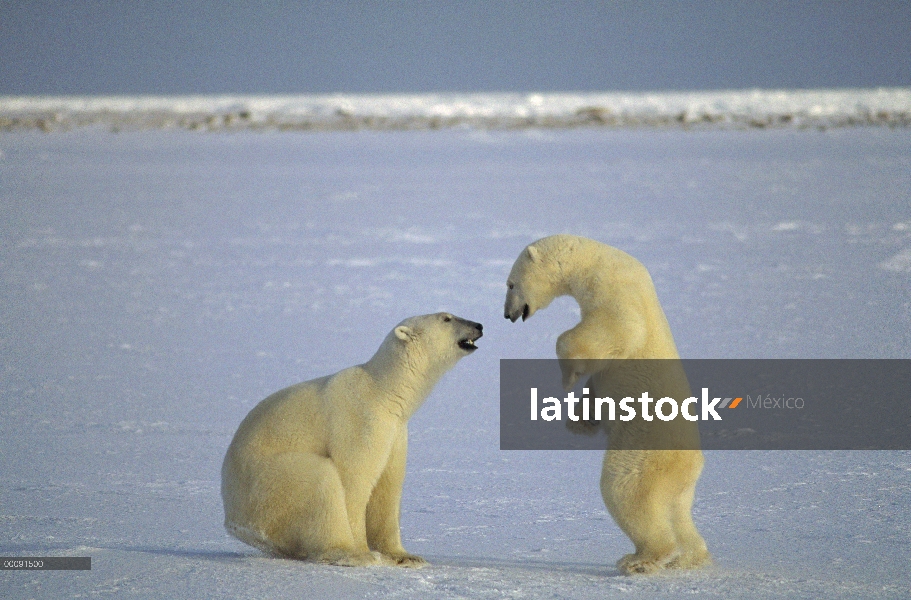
[[226, 373, 341, 462]]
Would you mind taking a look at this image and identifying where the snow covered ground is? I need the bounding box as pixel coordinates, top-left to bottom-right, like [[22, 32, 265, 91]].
[[1, 122, 909, 598]]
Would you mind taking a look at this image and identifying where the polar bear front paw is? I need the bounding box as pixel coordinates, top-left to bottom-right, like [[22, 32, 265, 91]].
[[323, 550, 392, 567], [566, 418, 601, 436], [386, 552, 428, 568]]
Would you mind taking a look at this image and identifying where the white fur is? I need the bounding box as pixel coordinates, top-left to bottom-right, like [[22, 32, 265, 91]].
[[505, 235, 710, 574], [221, 313, 481, 567]]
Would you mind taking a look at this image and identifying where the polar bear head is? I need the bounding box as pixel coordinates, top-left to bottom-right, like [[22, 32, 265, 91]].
[[372, 312, 483, 383], [393, 312, 483, 353], [504, 237, 572, 322]]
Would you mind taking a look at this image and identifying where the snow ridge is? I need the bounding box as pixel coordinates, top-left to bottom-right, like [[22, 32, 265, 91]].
[[2, 88, 909, 132]]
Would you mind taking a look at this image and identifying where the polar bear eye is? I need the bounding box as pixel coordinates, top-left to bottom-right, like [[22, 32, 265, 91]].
[[443, 315, 452, 322], [507, 282, 514, 290]]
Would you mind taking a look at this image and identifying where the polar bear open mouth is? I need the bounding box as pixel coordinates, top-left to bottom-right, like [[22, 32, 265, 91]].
[[457, 334, 481, 352]]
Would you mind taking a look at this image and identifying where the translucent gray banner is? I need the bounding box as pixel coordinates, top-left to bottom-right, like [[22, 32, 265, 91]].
[[499, 359, 911, 450], [1, 557, 91, 570]]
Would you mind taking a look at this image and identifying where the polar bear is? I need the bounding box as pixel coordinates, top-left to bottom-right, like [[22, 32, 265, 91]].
[[221, 313, 483, 567], [504, 234, 710, 574]]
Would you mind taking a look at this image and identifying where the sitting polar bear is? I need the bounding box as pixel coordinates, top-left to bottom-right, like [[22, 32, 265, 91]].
[[505, 234, 710, 574], [222, 313, 483, 567]]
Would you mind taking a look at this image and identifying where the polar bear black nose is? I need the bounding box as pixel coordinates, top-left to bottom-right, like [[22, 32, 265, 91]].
[[475, 323, 483, 332]]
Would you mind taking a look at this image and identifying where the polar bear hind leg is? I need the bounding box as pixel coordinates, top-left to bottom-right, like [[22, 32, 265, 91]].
[[601, 452, 686, 574], [227, 453, 388, 566], [602, 450, 711, 574], [668, 456, 711, 569]]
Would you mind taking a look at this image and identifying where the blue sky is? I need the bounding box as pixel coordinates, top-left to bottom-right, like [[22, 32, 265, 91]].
[[1, 0, 909, 95]]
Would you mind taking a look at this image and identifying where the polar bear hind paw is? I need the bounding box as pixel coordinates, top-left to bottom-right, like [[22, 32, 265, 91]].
[[669, 549, 712, 569], [617, 553, 674, 575]]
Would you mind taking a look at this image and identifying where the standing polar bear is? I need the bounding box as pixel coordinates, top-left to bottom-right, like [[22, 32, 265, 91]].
[[504, 234, 710, 574], [222, 313, 483, 567]]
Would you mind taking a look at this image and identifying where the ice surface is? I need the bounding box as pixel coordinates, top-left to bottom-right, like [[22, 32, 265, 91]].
[[2, 88, 910, 132], [0, 126, 909, 598]]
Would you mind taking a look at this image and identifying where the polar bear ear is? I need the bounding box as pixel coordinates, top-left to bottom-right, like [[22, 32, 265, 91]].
[[525, 245, 540, 262], [394, 325, 414, 342]]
